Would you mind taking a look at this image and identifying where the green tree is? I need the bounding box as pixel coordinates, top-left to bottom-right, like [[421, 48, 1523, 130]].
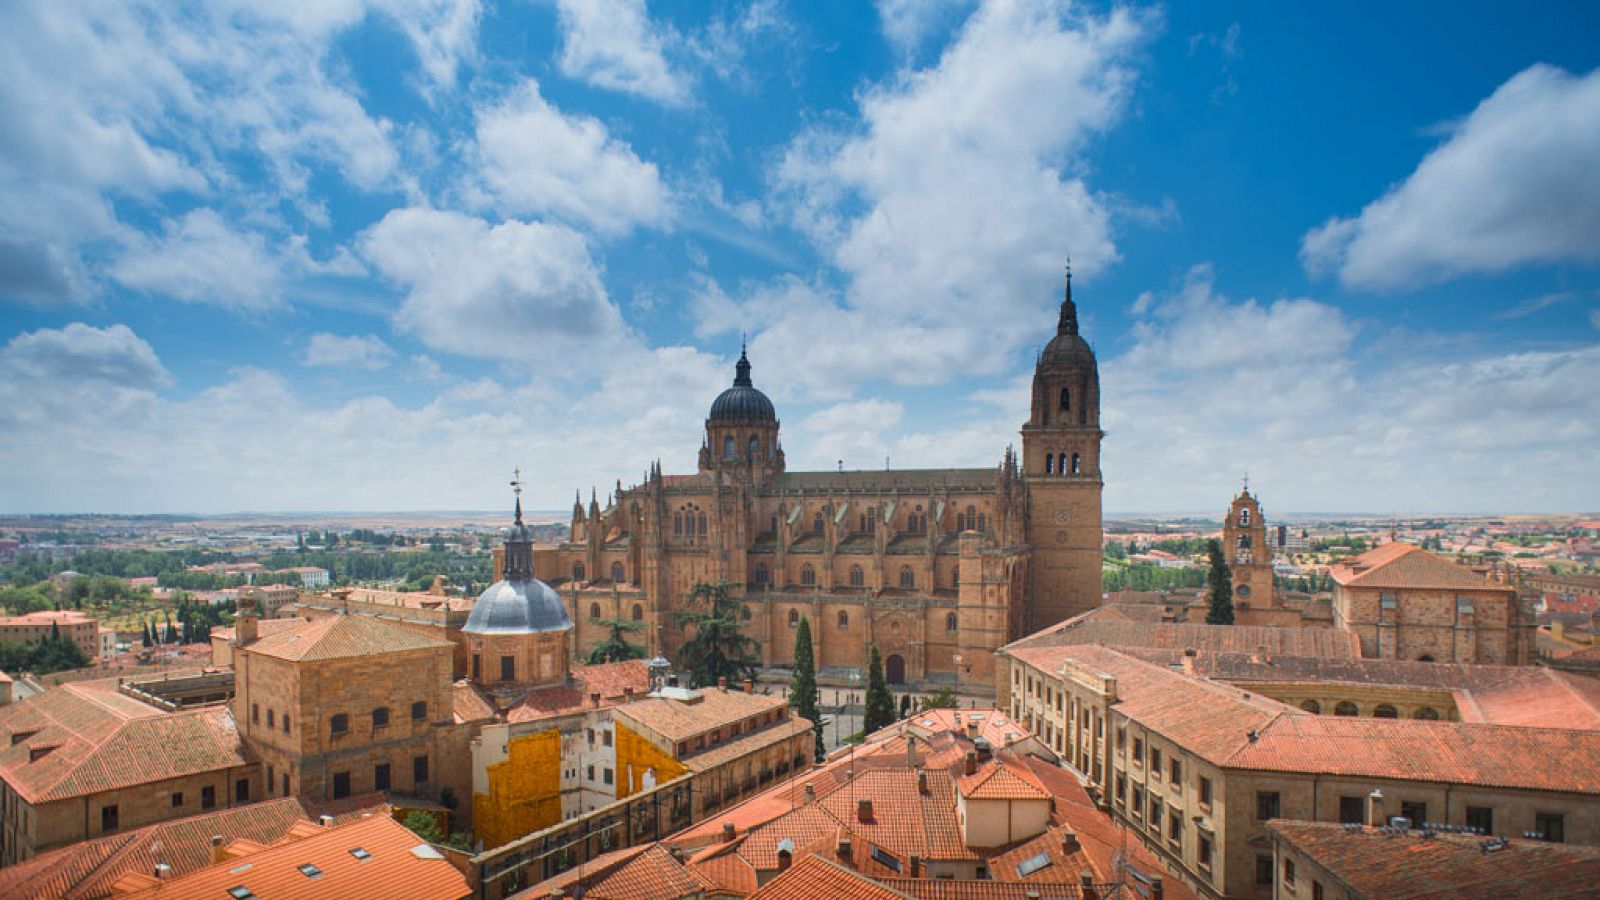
[[673, 581, 759, 688], [919, 687, 960, 711], [863, 645, 896, 735], [585, 617, 645, 665], [1206, 539, 1234, 625], [790, 616, 825, 762], [141, 622, 152, 648]]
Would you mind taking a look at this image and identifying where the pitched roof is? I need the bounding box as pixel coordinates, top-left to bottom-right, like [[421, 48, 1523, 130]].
[[0, 681, 251, 804], [502, 659, 651, 723], [1268, 820, 1600, 899], [1002, 605, 1360, 658], [956, 761, 1050, 801], [611, 686, 788, 743], [747, 852, 912, 900], [120, 812, 470, 900], [242, 614, 453, 662], [1329, 542, 1509, 591], [210, 618, 308, 643]]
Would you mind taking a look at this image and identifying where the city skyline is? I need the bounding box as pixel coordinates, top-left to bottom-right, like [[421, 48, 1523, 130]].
[[2, 0, 1598, 515]]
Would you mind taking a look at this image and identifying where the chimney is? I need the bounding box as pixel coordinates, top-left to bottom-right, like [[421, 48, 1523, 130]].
[[624, 686, 634, 701], [917, 769, 929, 795], [909, 854, 922, 878], [722, 821, 736, 842], [858, 798, 873, 822], [777, 845, 793, 872], [1366, 789, 1386, 827], [1150, 875, 1164, 900], [718, 676, 728, 692], [1061, 829, 1079, 855], [154, 863, 173, 880], [210, 835, 226, 865], [804, 782, 815, 802], [964, 751, 977, 776], [744, 678, 754, 693], [320, 814, 334, 827], [237, 612, 258, 645], [838, 836, 853, 860], [1079, 871, 1097, 900], [590, 692, 601, 708]]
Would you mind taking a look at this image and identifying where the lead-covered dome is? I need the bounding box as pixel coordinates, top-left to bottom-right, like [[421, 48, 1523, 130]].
[[708, 347, 775, 421], [464, 578, 572, 635]]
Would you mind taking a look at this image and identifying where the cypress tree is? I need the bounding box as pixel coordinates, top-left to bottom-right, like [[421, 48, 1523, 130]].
[[863, 645, 896, 735], [141, 622, 152, 647], [790, 616, 824, 762], [1206, 538, 1235, 625]]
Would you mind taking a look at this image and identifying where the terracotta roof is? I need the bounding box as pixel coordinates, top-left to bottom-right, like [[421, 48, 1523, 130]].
[[210, 618, 308, 643], [880, 880, 1103, 899], [0, 797, 389, 900], [120, 811, 470, 899], [452, 682, 495, 724], [747, 851, 912, 900], [241, 614, 453, 662], [956, 760, 1050, 800], [323, 587, 475, 612], [0, 681, 251, 804], [680, 717, 813, 772], [1329, 542, 1509, 591], [502, 659, 651, 723], [612, 686, 788, 743], [1002, 605, 1360, 658], [1269, 820, 1600, 899]]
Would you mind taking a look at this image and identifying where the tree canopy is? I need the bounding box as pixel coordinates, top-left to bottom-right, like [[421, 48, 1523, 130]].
[[673, 581, 760, 688], [1206, 539, 1235, 625], [790, 615, 825, 762], [863, 645, 896, 734], [585, 616, 645, 665]]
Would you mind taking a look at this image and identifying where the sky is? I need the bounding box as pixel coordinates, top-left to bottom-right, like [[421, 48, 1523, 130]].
[[1, 0, 1598, 516]]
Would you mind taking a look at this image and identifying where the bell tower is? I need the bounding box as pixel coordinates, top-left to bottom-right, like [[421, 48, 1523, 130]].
[[1021, 264, 1105, 631], [1223, 480, 1275, 609]]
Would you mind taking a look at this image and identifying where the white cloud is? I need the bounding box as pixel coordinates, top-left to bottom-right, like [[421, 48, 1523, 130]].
[[553, 0, 690, 106], [875, 0, 975, 55], [468, 80, 669, 235], [1590, 308, 1600, 331], [800, 399, 906, 468], [1302, 64, 1600, 290], [0, 323, 170, 392], [303, 333, 397, 369], [360, 207, 625, 359], [110, 210, 285, 313]]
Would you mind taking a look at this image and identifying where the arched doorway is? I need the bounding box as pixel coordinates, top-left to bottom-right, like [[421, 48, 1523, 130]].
[[885, 654, 906, 685]]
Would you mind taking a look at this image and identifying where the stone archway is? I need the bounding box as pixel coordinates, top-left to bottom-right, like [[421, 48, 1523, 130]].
[[885, 653, 907, 685]]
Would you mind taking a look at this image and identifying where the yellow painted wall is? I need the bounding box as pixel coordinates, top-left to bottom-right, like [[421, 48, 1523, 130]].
[[472, 728, 564, 850], [613, 721, 686, 799]]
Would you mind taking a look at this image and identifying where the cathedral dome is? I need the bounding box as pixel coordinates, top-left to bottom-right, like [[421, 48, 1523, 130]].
[[464, 577, 572, 635], [1040, 330, 1097, 369], [708, 347, 776, 422]]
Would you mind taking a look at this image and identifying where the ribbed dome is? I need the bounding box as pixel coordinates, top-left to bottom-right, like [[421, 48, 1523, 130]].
[[708, 347, 776, 422], [1040, 331, 1097, 368], [465, 578, 572, 635]]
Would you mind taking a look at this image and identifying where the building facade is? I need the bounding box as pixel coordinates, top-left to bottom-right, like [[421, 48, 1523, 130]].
[[535, 274, 1104, 691]]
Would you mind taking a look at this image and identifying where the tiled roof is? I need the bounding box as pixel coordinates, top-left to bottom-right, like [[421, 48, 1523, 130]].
[[1002, 606, 1360, 658], [747, 852, 912, 899], [210, 617, 309, 643], [452, 682, 495, 724], [1268, 820, 1600, 899], [774, 469, 994, 493], [502, 659, 651, 723], [612, 686, 788, 742], [580, 843, 716, 899], [879, 880, 1100, 899], [120, 811, 470, 899], [322, 587, 475, 612], [0, 681, 251, 804], [956, 761, 1050, 800], [1329, 542, 1508, 591], [681, 717, 813, 772], [242, 614, 453, 662], [0, 797, 388, 900]]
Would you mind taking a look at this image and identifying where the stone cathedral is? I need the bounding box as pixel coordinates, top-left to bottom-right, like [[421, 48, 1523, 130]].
[[534, 273, 1103, 692]]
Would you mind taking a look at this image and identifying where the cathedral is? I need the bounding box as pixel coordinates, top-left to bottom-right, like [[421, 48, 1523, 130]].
[[534, 273, 1104, 692]]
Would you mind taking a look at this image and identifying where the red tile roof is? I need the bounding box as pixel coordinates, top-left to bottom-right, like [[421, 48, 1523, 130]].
[[451, 682, 495, 724], [955, 760, 1050, 800], [242, 614, 453, 662], [1329, 542, 1509, 591], [1003, 605, 1360, 658], [747, 852, 911, 900], [503, 659, 650, 723]]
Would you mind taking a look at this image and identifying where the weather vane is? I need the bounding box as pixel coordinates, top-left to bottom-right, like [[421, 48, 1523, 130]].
[[511, 466, 523, 499]]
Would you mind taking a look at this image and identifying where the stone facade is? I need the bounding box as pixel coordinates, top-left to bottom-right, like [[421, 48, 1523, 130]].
[[1223, 488, 1274, 612], [535, 276, 1102, 692]]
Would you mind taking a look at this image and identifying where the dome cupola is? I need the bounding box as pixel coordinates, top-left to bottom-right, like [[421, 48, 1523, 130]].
[[708, 344, 776, 422], [465, 471, 572, 637]]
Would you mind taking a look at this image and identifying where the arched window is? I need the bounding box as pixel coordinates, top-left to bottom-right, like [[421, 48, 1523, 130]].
[[812, 513, 824, 534], [748, 435, 761, 458], [573, 563, 586, 581], [800, 564, 815, 586], [1414, 707, 1440, 720], [849, 566, 864, 587], [754, 564, 769, 587], [698, 514, 707, 537], [1300, 699, 1321, 714], [1334, 701, 1359, 717], [589, 603, 602, 620], [1046, 453, 1054, 475], [1071, 453, 1081, 475], [611, 562, 625, 583], [723, 435, 735, 459], [899, 567, 914, 589], [631, 604, 644, 622], [946, 612, 958, 633], [865, 507, 876, 532], [1373, 704, 1398, 719], [787, 609, 799, 626], [1240, 509, 1251, 527], [1060, 387, 1071, 411], [837, 611, 849, 629], [741, 605, 752, 621]]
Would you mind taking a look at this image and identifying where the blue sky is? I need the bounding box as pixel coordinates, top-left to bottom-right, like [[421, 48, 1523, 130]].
[[1, 0, 1597, 515]]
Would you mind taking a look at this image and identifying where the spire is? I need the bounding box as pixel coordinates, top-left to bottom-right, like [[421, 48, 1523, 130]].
[[503, 468, 534, 580], [511, 466, 524, 526], [733, 339, 753, 387], [1057, 257, 1078, 336]]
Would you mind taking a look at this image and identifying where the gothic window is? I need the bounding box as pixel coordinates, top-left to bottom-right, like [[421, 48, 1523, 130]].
[[866, 506, 876, 532], [977, 514, 987, 533], [849, 566, 864, 587], [1046, 453, 1054, 475], [899, 567, 915, 589], [631, 604, 644, 622], [812, 513, 824, 534], [1071, 453, 1081, 475], [611, 562, 625, 583], [723, 435, 736, 459], [589, 602, 601, 620], [1060, 387, 1071, 411], [1240, 509, 1251, 527], [754, 564, 769, 587], [698, 514, 707, 537], [952, 568, 960, 587], [573, 562, 586, 581], [748, 435, 761, 458], [837, 611, 849, 629], [946, 612, 958, 632], [674, 513, 682, 536], [787, 609, 799, 626], [801, 564, 815, 586]]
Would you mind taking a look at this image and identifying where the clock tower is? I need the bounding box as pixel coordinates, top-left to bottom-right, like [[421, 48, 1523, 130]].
[[1223, 482, 1275, 610], [1021, 265, 1104, 631]]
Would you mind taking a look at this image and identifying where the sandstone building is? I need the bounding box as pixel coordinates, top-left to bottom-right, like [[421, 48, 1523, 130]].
[[535, 273, 1104, 691]]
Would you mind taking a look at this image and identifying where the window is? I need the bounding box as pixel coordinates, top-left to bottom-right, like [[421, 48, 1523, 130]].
[[631, 604, 644, 621], [252, 703, 259, 724], [1199, 776, 1212, 806], [748, 435, 761, 458], [282, 773, 289, 796], [412, 701, 427, 722], [1401, 801, 1427, 824], [266, 709, 274, 728], [472, 654, 481, 681], [1300, 699, 1321, 714], [1414, 706, 1441, 720], [500, 656, 516, 682], [1131, 787, 1143, 817], [1149, 797, 1163, 833], [1339, 795, 1364, 824], [603, 730, 613, 747], [699, 514, 707, 536], [611, 562, 625, 583], [1314, 882, 1325, 900], [298, 864, 323, 879], [1060, 387, 1071, 410], [1198, 834, 1213, 870], [101, 805, 118, 831], [1045, 453, 1055, 475], [1373, 704, 1398, 718], [1535, 812, 1565, 843], [235, 779, 249, 803], [202, 786, 216, 809], [899, 567, 914, 589], [227, 888, 255, 900], [1170, 759, 1182, 784], [946, 612, 958, 633], [574, 562, 586, 581], [330, 713, 349, 735], [801, 564, 815, 586], [1283, 858, 1296, 886], [787, 609, 799, 626], [414, 755, 430, 785], [812, 513, 824, 534], [837, 611, 849, 629], [589, 602, 601, 619], [1255, 855, 1273, 886], [755, 564, 769, 588], [1150, 747, 1162, 775], [1334, 701, 1359, 716], [723, 435, 735, 459], [849, 566, 864, 587], [1466, 805, 1493, 834], [1132, 736, 1144, 763], [1071, 453, 1081, 475], [172, 791, 184, 808], [1169, 810, 1183, 844], [1256, 791, 1280, 820], [587, 764, 595, 781], [374, 763, 391, 791], [1115, 774, 1126, 803], [283, 713, 290, 734], [603, 768, 614, 785], [332, 771, 350, 800], [372, 707, 390, 728]]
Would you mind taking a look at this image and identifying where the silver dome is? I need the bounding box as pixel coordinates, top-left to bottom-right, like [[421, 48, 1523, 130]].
[[465, 577, 573, 635]]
